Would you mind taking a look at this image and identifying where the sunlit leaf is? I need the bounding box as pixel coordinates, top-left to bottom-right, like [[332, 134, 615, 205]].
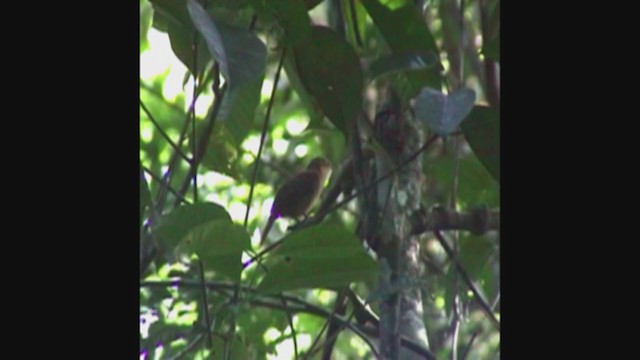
[[155, 203, 231, 250], [180, 220, 251, 281], [258, 224, 378, 293]]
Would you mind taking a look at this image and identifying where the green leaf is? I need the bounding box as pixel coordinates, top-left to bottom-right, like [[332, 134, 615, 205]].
[[366, 51, 439, 82], [258, 224, 378, 293], [218, 79, 263, 147], [250, 0, 311, 46], [186, 0, 266, 146], [461, 105, 500, 182], [361, 0, 443, 96], [140, 166, 152, 228], [179, 220, 250, 281], [291, 26, 363, 137], [428, 154, 499, 208], [155, 203, 231, 250], [283, 52, 325, 130], [459, 234, 494, 280], [187, 0, 266, 87], [198, 122, 240, 179], [167, 21, 211, 77]]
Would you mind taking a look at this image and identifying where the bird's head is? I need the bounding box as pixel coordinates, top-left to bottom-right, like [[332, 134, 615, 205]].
[[306, 157, 332, 185]]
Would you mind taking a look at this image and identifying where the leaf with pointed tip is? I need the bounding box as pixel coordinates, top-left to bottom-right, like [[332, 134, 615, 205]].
[[361, 0, 443, 96], [414, 87, 476, 137], [258, 224, 378, 293], [155, 203, 232, 250], [250, 0, 311, 46], [180, 220, 251, 281], [462, 105, 500, 182], [292, 26, 363, 137], [186, 0, 266, 146], [187, 0, 266, 87]]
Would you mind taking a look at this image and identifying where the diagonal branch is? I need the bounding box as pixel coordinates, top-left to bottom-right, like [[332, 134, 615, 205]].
[[244, 48, 287, 228]]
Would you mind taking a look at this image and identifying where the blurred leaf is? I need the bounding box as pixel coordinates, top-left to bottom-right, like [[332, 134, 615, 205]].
[[179, 220, 250, 281], [167, 22, 211, 78], [414, 87, 476, 137], [462, 105, 500, 182], [301, 0, 323, 9], [361, 0, 443, 96], [291, 26, 363, 137], [155, 203, 232, 250], [140, 166, 152, 228], [258, 224, 378, 293], [366, 51, 439, 82]]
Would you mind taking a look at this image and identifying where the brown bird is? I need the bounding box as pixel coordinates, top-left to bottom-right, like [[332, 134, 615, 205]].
[[260, 157, 332, 246]]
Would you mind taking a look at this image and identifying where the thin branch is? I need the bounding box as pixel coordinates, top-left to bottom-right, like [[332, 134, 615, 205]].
[[348, 0, 363, 47], [142, 166, 191, 205], [198, 260, 213, 348], [291, 134, 441, 231], [191, 16, 200, 203], [244, 48, 287, 228], [175, 83, 228, 205], [168, 334, 204, 360], [433, 230, 500, 330], [140, 100, 191, 163], [140, 280, 435, 359], [280, 296, 299, 360], [411, 206, 499, 235]]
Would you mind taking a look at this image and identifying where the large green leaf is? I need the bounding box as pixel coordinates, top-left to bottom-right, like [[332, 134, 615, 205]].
[[461, 105, 500, 182], [149, 0, 210, 78], [361, 0, 443, 96], [291, 26, 363, 137], [283, 51, 325, 130], [180, 220, 251, 281], [258, 224, 378, 293], [155, 203, 231, 250], [187, 0, 266, 146]]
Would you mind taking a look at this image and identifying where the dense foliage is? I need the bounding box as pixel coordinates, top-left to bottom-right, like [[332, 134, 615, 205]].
[[140, 0, 500, 358]]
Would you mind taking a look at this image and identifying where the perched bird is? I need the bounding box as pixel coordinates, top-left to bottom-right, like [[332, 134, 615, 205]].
[[260, 157, 332, 246]]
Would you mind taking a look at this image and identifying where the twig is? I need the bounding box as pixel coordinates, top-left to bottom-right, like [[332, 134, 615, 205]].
[[280, 296, 299, 360], [348, 0, 363, 47], [140, 100, 191, 163], [291, 134, 441, 230], [433, 230, 500, 330], [198, 260, 213, 348], [141, 166, 190, 205], [141, 280, 434, 359], [167, 334, 204, 360], [243, 48, 287, 228]]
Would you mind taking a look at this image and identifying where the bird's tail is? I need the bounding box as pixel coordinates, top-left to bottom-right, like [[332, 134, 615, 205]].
[[259, 214, 277, 247]]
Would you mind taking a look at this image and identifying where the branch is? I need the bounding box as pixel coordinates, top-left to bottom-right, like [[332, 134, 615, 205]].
[[411, 205, 499, 235], [140, 100, 191, 163], [433, 230, 500, 330], [244, 48, 287, 228], [140, 280, 435, 359]]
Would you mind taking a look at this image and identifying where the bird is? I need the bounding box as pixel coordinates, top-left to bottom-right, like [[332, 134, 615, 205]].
[[259, 157, 332, 246]]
